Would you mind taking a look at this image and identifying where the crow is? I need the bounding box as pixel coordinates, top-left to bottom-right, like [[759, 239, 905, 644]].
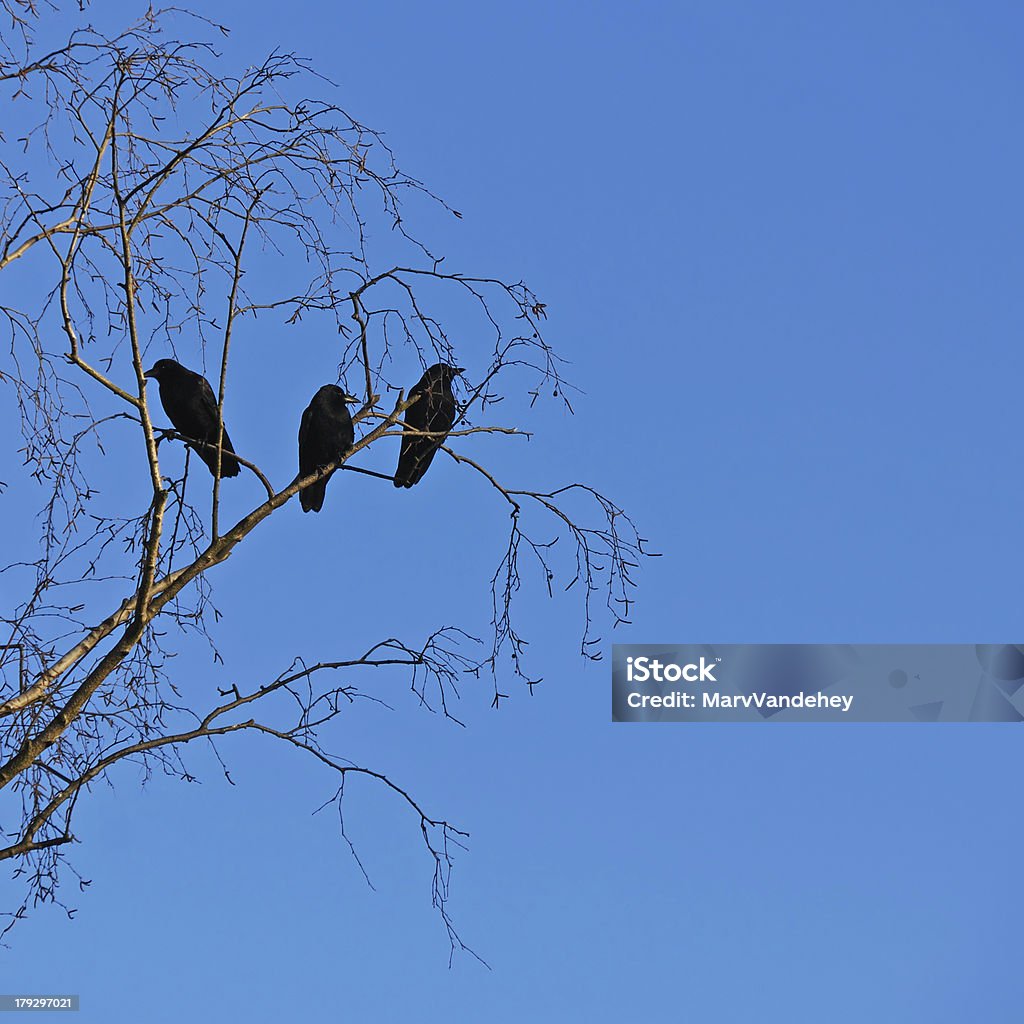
[[394, 363, 462, 488], [298, 385, 358, 513], [144, 358, 241, 478]]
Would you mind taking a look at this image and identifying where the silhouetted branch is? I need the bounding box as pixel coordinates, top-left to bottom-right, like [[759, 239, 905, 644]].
[[0, 0, 650, 956]]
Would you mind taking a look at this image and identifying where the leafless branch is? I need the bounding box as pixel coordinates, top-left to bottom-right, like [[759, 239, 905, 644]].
[[0, 1, 650, 956]]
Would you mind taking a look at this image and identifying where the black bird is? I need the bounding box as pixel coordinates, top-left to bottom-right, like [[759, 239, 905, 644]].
[[143, 358, 241, 478], [298, 385, 358, 513], [394, 363, 462, 488]]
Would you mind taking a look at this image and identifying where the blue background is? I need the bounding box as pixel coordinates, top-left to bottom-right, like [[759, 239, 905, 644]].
[[3, 2, 1023, 1021]]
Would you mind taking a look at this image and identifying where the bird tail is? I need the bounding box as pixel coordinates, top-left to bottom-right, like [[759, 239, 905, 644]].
[[195, 428, 241, 478], [394, 447, 437, 489], [197, 447, 241, 478], [393, 463, 419, 488], [300, 478, 327, 513]]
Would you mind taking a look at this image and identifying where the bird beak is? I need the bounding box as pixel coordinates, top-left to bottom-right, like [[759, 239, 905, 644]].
[[143, 366, 157, 380], [343, 392, 360, 404], [454, 367, 465, 376]]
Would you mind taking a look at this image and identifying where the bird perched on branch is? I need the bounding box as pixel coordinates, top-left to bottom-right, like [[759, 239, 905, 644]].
[[144, 358, 241, 478], [394, 363, 462, 488], [298, 385, 358, 513]]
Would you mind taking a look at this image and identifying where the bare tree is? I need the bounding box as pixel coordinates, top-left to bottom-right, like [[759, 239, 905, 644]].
[[0, 2, 649, 957]]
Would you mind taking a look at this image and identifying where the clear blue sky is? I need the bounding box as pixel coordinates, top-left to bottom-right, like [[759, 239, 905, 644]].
[[3, 2, 1024, 1021]]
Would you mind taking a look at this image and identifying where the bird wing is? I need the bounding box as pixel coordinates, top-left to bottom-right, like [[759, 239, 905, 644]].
[[334, 406, 355, 456], [298, 401, 318, 477], [394, 379, 455, 487], [394, 381, 431, 486], [183, 372, 240, 476], [196, 373, 220, 421], [298, 399, 327, 510]]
